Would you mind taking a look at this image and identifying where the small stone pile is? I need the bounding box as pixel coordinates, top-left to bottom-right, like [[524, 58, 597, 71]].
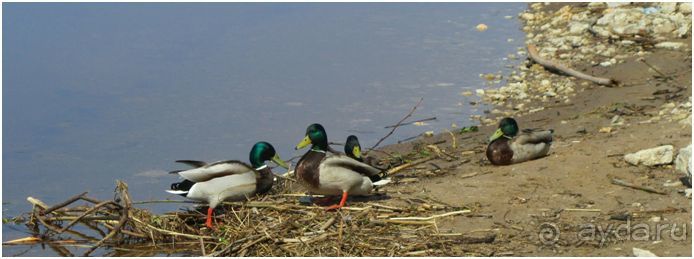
[[471, 2, 692, 126]]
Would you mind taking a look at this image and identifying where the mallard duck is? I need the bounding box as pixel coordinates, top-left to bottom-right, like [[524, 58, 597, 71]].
[[294, 124, 382, 210], [344, 135, 363, 162], [486, 117, 553, 165], [167, 141, 288, 228]]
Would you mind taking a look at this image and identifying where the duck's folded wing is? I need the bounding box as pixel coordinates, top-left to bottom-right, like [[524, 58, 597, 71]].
[[322, 155, 382, 181], [178, 160, 254, 182], [175, 160, 208, 168], [515, 130, 553, 144]]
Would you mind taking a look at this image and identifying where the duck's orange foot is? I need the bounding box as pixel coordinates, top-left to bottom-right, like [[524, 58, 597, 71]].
[[324, 191, 348, 211]]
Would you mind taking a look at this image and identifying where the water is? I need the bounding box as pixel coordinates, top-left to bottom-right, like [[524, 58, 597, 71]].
[[2, 3, 526, 256]]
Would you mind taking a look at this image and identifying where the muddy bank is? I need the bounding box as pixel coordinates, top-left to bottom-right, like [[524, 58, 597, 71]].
[[369, 2, 691, 256]]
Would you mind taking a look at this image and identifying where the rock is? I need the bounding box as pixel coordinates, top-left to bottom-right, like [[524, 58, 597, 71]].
[[624, 145, 674, 166], [476, 23, 488, 32], [679, 3, 692, 14], [658, 2, 678, 14], [460, 91, 473, 96], [655, 42, 686, 50], [632, 247, 657, 257], [675, 144, 691, 185], [569, 21, 591, 35], [520, 12, 535, 21]]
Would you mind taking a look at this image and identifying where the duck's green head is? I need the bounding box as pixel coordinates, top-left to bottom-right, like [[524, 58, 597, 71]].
[[345, 135, 362, 160], [489, 117, 519, 142], [295, 123, 328, 151], [250, 141, 289, 169]]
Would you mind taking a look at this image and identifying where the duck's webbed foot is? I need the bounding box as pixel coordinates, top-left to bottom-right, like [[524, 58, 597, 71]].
[[324, 191, 348, 211]]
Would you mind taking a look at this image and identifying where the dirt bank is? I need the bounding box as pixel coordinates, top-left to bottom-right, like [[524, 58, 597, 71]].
[[369, 2, 692, 256]]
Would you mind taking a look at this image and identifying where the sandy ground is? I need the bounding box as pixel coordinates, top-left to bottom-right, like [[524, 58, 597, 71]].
[[363, 3, 693, 257], [370, 51, 691, 256]]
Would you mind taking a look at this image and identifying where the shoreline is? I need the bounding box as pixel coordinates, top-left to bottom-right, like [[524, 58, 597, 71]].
[[4, 2, 691, 256], [370, 2, 691, 256]]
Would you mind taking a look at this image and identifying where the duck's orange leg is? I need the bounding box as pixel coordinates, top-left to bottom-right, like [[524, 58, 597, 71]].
[[205, 207, 214, 228], [325, 191, 348, 211]]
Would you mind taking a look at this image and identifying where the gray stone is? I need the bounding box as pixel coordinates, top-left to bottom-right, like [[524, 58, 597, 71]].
[[624, 145, 674, 166], [675, 144, 691, 185], [655, 42, 686, 50]]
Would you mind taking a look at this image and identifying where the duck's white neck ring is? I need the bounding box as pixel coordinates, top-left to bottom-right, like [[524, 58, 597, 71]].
[[310, 149, 327, 154], [255, 165, 268, 170]]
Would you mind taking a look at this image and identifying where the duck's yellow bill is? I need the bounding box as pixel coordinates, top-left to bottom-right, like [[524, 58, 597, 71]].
[[295, 135, 312, 150], [272, 153, 289, 169], [489, 128, 504, 142], [352, 146, 362, 159]]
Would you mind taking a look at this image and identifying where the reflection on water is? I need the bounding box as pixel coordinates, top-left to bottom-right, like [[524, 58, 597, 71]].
[[2, 3, 525, 255]]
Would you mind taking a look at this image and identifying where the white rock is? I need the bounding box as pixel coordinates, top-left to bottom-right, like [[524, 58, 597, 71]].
[[624, 145, 674, 166], [655, 42, 686, 50], [679, 3, 692, 14], [658, 2, 678, 14], [675, 144, 691, 184], [475, 89, 485, 96], [520, 12, 535, 21], [569, 22, 591, 35], [633, 247, 657, 257]]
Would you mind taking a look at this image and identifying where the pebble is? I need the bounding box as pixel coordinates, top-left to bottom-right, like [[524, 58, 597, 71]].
[[476, 23, 488, 32], [655, 42, 686, 50], [633, 247, 657, 257]]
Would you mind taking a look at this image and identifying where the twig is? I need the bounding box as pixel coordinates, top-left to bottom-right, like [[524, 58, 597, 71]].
[[563, 208, 601, 212], [445, 129, 457, 149], [432, 232, 497, 244], [610, 178, 667, 195], [129, 216, 215, 240], [385, 156, 436, 177], [320, 216, 336, 231], [83, 182, 130, 256], [58, 201, 115, 233], [527, 44, 616, 86], [389, 210, 471, 221], [199, 238, 206, 256], [42, 192, 88, 215], [384, 117, 437, 128], [369, 97, 424, 151]]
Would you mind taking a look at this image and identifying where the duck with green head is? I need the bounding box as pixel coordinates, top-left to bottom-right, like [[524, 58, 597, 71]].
[[294, 124, 382, 210], [167, 141, 288, 228], [486, 117, 553, 165]]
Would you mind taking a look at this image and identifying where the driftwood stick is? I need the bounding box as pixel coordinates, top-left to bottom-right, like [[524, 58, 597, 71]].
[[384, 117, 437, 128], [385, 156, 436, 177], [527, 44, 616, 86], [433, 232, 497, 244], [42, 192, 88, 215], [369, 98, 424, 151], [611, 178, 667, 195]]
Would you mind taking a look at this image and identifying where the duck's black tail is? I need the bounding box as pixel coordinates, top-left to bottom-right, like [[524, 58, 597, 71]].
[[167, 179, 195, 197]]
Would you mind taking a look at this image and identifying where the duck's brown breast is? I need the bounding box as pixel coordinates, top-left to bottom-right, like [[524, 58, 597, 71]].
[[486, 138, 514, 165], [255, 167, 275, 194], [295, 151, 325, 188]]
